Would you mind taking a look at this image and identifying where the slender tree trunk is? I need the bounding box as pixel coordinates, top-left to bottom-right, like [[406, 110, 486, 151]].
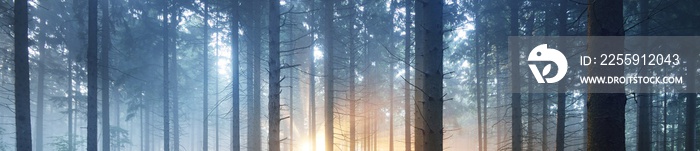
[[35, 34, 46, 151], [101, 0, 112, 149], [509, 0, 522, 150], [249, 0, 263, 149], [684, 55, 697, 151], [172, 7, 181, 151], [481, 23, 490, 150], [586, 0, 626, 150], [390, 65, 395, 151], [67, 57, 75, 151], [87, 0, 99, 149], [637, 0, 651, 150], [14, 0, 32, 149], [525, 14, 535, 151], [230, 0, 240, 150], [476, 17, 483, 151], [403, 0, 412, 150], [161, 0, 170, 150], [203, 0, 210, 150], [321, 0, 335, 150], [349, 2, 358, 150], [388, 1, 396, 151], [555, 0, 567, 150], [413, 0, 425, 149], [215, 16, 220, 151], [663, 90, 668, 151], [268, 0, 281, 150]]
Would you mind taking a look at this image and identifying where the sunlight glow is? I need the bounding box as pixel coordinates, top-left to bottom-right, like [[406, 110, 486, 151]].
[[313, 45, 323, 61]]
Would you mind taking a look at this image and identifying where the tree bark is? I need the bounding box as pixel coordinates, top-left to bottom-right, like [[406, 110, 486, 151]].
[[87, 0, 99, 149], [101, 0, 112, 148], [413, 0, 425, 149], [349, 2, 358, 150], [555, 0, 567, 150], [637, 0, 651, 150], [14, 0, 32, 150], [35, 32, 46, 151], [172, 7, 181, 151], [415, 0, 444, 150], [203, 0, 210, 150], [230, 0, 240, 150], [162, 0, 170, 150], [268, 0, 281, 150], [67, 57, 75, 151], [321, 0, 335, 150], [509, 0, 522, 150], [586, 0, 626, 150], [403, 0, 412, 150], [684, 51, 697, 151]]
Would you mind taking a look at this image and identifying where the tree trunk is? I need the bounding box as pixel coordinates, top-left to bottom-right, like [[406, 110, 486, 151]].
[[403, 0, 412, 150], [476, 14, 483, 151], [87, 0, 99, 149], [413, 0, 425, 149], [586, 0, 626, 150], [35, 33, 46, 151], [101, 0, 112, 149], [555, 0, 567, 150], [509, 0, 522, 150], [637, 0, 651, 150], [390, 64, 395, 151], [67, 57, 75, 151], [172, 7, 181, 151], [249, 0, 263, 149], [268, 0, 281, 150], [162, 0, 170, 150], [481, 19, 490, 150], [415, 0, 443, 150], [321, 0, 335, 150], [203, 0, 210, 150], [349, 2, 358, 150], [230, 0, 240, 150], [14, 0, 32, 150], [389, 1, 396, 151], [684, 53, 697, 151]]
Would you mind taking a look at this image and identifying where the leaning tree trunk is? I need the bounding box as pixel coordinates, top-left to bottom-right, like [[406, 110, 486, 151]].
[[14, 0, 32, 150], [586, 0, 626, 150]]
